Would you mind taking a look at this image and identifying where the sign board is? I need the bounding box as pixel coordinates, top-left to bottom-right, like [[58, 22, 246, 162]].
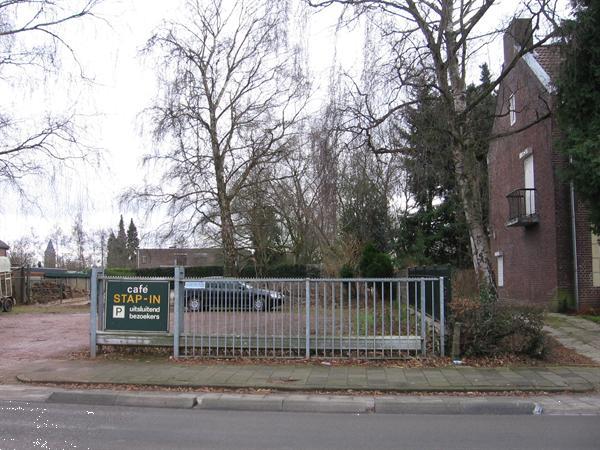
[[184, 281, 205, 289], [105, 281, 170, 332]]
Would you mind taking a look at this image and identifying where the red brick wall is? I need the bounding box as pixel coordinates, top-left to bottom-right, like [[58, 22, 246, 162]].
[[488, 51, 600, 310], [575, 200, 600, 310], [488, 57, 563, 307]]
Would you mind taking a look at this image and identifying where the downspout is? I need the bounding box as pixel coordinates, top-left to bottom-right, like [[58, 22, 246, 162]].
[[569, 157, 580, 311]]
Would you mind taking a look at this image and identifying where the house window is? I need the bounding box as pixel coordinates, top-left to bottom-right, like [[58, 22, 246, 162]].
[[592, 232, 600, 287], [523, 154, 535, 214], [509, 93, 516, 126], [141, 255, 148, 265], [495, 252, 504, 287]]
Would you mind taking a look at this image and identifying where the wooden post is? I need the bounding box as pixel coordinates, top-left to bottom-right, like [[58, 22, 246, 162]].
[[451, 322, 462, 362]]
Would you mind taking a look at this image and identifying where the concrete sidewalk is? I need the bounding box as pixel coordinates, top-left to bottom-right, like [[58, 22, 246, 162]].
[[545, 314, 600, 363], [16, 359, 600, 393]]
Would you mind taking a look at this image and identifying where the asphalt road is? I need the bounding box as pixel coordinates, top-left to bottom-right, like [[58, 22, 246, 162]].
[[1, 400, 599, 450]]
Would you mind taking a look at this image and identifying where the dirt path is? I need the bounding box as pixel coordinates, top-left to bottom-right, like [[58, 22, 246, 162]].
[[0, 310, 89, 383]]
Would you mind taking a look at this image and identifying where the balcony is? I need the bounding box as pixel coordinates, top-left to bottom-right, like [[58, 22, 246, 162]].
[[506, 188, 539, 227]]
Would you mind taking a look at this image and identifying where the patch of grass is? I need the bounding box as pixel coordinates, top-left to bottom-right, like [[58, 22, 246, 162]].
[[11, 304, 89, 314], [544, 314, 566, 328], [581, 315, 600, 324]]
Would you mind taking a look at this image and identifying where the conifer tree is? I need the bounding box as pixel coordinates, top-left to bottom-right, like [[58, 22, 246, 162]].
[[557, 0, 600, 233], [126, 219, 140, 268]]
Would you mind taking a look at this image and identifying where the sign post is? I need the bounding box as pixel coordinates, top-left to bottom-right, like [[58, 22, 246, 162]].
[[105, 281, 170, 332]]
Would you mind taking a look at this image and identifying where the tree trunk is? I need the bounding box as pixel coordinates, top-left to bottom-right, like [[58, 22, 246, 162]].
[[219, 199, 239, 277], [452, 144, 497, 298], [444, 3, 497, 299], [214, 157, 239, 277]]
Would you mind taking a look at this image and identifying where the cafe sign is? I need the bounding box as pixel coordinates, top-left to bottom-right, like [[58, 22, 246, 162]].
[[105, 281, 169, 332]]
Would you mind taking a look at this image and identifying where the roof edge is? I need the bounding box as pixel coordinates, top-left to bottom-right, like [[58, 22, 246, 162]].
[[518, 45, 556, 93]]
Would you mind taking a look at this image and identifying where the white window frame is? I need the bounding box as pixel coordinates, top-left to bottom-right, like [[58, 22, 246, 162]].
[[509, 93, 516, 126], [495, 251, 504, 287], [523, 153, 535, 215]]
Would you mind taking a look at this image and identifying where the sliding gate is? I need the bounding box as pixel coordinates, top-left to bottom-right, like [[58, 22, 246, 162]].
[[91, 268, 446, 359]]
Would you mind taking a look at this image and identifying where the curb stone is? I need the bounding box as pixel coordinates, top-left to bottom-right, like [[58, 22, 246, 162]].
[[47, 391, 197, 409], [4, 386, 600, 415], [44, 391, 539, 415]]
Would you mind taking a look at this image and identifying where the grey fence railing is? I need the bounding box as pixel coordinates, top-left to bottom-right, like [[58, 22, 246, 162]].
[[91, 268, 446, 359]]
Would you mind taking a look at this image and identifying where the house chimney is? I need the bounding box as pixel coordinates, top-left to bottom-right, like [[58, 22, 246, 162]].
[[504, 18, 533, 64]]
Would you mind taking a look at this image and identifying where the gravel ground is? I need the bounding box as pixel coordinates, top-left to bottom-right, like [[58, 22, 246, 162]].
[[0, 305, 88, 384]]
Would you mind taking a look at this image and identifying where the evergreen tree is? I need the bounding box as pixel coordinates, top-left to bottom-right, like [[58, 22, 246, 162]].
[[106, 231, 118, 268], [394, 65, 494, 268], [339, 153, 391, 252], [115, 215, 128, 267], [126, 219, 140, 268], [106, 216, 129, 268], [557, 0, 600, 233]]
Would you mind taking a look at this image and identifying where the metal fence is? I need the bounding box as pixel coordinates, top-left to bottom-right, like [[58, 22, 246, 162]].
[[91, 268, 446, 359]]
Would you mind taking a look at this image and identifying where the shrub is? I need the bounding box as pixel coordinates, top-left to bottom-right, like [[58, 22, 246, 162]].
[[105, 267, 136, 277], [339, 263, 355, 279], [449, 295, 547, 358], [359, 243, 394, 278], [135, 266, 223, 278]]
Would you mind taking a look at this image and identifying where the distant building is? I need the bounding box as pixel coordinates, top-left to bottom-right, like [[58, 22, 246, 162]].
[[137, 248, 226, 268], [44, 240, 57, 268], [0, 240, 8, 258], [487, 19, 600, 311]]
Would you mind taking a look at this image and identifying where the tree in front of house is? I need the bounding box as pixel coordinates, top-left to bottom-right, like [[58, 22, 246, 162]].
[[394, 65, 494, 268], [307, 0, 559, 298], [557, 0, 600, 234]]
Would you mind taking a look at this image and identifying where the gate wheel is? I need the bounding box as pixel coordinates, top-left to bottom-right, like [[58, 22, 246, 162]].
[[2, 297, 14, 312], [253, 297, 265, 312]]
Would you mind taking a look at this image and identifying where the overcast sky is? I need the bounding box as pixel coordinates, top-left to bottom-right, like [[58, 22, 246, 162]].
[[1, 0, 556, 257]]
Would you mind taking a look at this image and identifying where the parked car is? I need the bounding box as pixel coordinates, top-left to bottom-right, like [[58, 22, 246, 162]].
[[184, 280, 284, 312]]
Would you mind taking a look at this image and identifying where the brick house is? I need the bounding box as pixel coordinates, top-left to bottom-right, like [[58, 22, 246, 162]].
[[488, 19, 600, 311], [0, 240, 8, 258], [137, 248, 225, 269]]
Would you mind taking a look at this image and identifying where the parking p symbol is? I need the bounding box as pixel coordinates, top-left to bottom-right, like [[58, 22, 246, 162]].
[[113, 305, 125, 319]]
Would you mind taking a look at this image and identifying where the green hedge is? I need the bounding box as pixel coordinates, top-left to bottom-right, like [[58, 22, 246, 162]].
[[126, 264, 321, 279], [240, 264, 321, 278], [104, 268, 136, 277], [134, 266, 224, 278]]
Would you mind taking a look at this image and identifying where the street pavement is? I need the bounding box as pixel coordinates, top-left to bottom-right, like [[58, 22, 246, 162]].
[[2, 399, 600, 450]]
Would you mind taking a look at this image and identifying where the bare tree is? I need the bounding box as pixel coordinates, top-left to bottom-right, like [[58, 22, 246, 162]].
[[308, 0, 561, 296], [7, 232, 41, 266], [127, 0, 308, 276], [0, 1, 102, 197], [71, 210, 87, 270]]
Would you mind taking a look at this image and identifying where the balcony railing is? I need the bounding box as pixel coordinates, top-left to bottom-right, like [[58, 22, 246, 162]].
[[506, 188, 539, 227]]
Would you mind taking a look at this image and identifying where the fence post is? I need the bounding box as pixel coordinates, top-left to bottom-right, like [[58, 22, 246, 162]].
[[89, 267, 103, 358], [305, 278, 311, 359], [439, 276, 445, 357], [173, 266, 185, 358], [420, 279, 426, 356]]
